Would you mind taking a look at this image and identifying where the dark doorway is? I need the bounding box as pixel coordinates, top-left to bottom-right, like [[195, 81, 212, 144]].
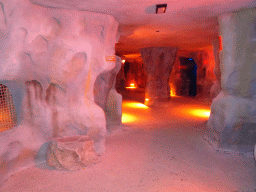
[[179, 57, 197, 97]]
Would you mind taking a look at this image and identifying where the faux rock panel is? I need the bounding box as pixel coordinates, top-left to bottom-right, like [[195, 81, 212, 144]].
[[0, 0, 119, 184], [206, 8, 256, 153], [210, 39, 222, 100], [94, 56, 122, 134], [140, 47, 178, 106]]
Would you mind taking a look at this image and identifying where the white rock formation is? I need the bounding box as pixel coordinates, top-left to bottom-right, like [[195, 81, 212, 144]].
[[207, 8, 256, 154], [0, 0, 119, 184]]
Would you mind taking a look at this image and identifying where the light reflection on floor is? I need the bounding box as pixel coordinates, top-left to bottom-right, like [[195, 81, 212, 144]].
[[1, 96, 255, 192], [189, 109, 211, 118], [122, 102, 148, 109], [122, 100, 210, 124], [121, 113, 137, 123]]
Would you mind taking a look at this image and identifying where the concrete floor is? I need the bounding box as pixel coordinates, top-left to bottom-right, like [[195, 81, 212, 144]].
[[0, 90, 256, 192]]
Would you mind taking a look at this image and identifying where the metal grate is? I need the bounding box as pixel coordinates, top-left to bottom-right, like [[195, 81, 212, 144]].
[[0, 84, 17, 132]]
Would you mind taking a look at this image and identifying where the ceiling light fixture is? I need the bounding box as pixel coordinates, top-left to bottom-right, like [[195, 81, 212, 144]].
[[156, 4, 167, 14]]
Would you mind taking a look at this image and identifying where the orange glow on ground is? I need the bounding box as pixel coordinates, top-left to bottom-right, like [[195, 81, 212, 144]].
[[122, 113, 137, 123], [123, 102, 149, 109], [189, 109, 211, 118], [122, 100, 211, 125]]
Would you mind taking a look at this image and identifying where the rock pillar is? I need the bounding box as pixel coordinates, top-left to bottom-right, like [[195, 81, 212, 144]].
[[94, 56, 122, 134], [140, 47, 178, 106], [206, 8, 256, 153], [210, 39, 222, 100]]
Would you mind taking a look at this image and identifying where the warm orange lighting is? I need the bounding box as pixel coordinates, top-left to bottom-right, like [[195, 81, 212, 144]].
[[122, 113, 137, 123], [126, 82, 137, 89], [171, 89, 175, 96], [121, 59, 125, 64], [123, 102, 148, 109], [219, 36, 223, 51], [189, 109, 211, 118], [170, 84, 176, 97], [0, 109, 13, 132], [145, 98, 149, 101]]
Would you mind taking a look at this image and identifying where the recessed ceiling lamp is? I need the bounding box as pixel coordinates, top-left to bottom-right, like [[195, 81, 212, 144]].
[[156, 4, 167, 14]]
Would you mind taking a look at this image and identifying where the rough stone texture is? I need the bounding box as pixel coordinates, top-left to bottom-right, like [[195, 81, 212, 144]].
[[0, 0, 119, 184], [46, 135, 99, 170], [254, 145, 256, 162], [140, 47, 178, 106], [210, 38, 222, 100], [206, 8, 256, 153], [94, 56, 122, 134]]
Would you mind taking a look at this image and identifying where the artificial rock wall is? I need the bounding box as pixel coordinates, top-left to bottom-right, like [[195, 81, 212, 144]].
[[140, 47, 178, 106], [0, 0, 119, 183], [94, 56, 122, 134], [207, 8, 256, 153]]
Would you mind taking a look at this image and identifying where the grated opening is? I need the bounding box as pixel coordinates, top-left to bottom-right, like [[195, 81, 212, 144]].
[[0, 84, 17, 132]]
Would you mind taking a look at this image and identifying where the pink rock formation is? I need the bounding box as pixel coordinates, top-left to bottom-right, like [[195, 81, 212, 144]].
[[207, 8, 256, 153], [0, 0, 119, 184], [140, 47, 178, 106]]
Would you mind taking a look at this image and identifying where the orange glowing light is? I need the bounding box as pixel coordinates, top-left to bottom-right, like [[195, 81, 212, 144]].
[[0, 109, 13, 132], [123, 102, 148, 109], [145, 98, 149, 101], [126, 82, 137, 89], [219, 36, 223, 51], [170, 85, 177, 97], [189, 109, 211, 118], [122, 113, 137, 123]]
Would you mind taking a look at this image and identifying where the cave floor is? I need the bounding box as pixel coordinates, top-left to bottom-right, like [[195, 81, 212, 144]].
[[1, 90, 256, 192]]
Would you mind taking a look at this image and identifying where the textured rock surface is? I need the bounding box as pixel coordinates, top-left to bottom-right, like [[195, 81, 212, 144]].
[[46, 135, 99, 170], [140, 47, 178, 106], [94, 56, 122, 134], [206, 8, 256, 153], [0, 0, 119, 184], [210, 38, 222, 100]]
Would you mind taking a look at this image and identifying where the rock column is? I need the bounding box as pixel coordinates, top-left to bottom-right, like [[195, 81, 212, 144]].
[[140, 47, 178, 106], [207, 8, 256, 153], [210, 39, 222, 100]]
